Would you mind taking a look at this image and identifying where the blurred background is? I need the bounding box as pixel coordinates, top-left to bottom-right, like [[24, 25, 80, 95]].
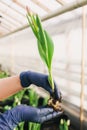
[[0, 0, 87, 130]]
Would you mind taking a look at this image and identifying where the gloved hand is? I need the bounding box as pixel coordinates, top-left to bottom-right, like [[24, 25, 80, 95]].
[[0, 105, 63, 130], [20, 71, 62, 101]]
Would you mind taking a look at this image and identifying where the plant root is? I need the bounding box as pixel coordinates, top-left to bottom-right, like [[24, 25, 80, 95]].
[[48, 98, 63, 111]]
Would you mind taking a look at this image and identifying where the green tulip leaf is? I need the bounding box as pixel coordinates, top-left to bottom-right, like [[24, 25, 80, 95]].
[[26, 11, 54, 90], [44, 30, 54, 69]]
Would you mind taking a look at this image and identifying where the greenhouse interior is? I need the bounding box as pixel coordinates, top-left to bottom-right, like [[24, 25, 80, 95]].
[[0, 0, 87, 130]]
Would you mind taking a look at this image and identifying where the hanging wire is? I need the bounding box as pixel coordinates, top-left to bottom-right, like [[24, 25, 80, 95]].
[[80, 6, 86, 130]]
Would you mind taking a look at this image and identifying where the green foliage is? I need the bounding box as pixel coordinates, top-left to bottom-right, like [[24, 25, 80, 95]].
[[26, 10, 54, 90], [0, 71, 8, 78], [59, 119, 70, 130], [28, 88, 41, 130], [29, 88, 38, 106]]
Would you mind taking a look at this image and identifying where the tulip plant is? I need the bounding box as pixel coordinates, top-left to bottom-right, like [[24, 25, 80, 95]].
[[26, 6, 62, 111], [26, 7, 70, 130], [26, 7, 54, 92]]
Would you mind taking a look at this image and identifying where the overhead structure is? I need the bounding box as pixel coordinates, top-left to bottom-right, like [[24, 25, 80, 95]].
[[0, 0, 87, 38]]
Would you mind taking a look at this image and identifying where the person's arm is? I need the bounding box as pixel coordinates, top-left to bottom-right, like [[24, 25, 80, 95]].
[[0, 76, 23, 101], [0, 105, 63, 130], [0, 71, 61, 101], [0, 71, 62, 130]]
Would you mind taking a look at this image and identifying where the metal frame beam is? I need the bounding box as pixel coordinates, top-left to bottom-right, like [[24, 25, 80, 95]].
[[12, 0, 25, 9], [0, 2, 24, 25], [0, 0, 25, 17], [43, 0, 87, 21], [56, 0, 66, 6], [1, 0, 87, 38], [31, 0, 51, 13]]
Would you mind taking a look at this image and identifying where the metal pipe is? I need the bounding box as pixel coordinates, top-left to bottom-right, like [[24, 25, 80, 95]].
[[80, 6, 86, 130], [0, 0, 87, 38], [42, 0, 87, 21], [0, 0, 25, 17], [56, 0, 66, 6], [31, 0, 51, 13]]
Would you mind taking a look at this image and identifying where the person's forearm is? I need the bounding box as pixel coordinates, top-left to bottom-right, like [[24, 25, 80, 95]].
[[0, 76, 23, 101]]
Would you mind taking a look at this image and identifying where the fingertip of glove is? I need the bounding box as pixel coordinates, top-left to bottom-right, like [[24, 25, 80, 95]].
[[20, 71, 31, 88]]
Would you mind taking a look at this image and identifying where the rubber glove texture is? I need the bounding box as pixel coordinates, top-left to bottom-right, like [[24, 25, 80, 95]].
[[0, 105, 63, 130], [20, 71, 61, 101]]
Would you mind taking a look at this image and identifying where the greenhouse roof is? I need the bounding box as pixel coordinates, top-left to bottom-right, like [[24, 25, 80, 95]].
[[0, 0, 87, 38]]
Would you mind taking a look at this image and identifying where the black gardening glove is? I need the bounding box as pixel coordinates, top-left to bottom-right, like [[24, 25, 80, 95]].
[[20, 71, 62, 101]]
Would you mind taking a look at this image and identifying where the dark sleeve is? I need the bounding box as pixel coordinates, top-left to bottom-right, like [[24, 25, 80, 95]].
[[0, 111, 19, 130]]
